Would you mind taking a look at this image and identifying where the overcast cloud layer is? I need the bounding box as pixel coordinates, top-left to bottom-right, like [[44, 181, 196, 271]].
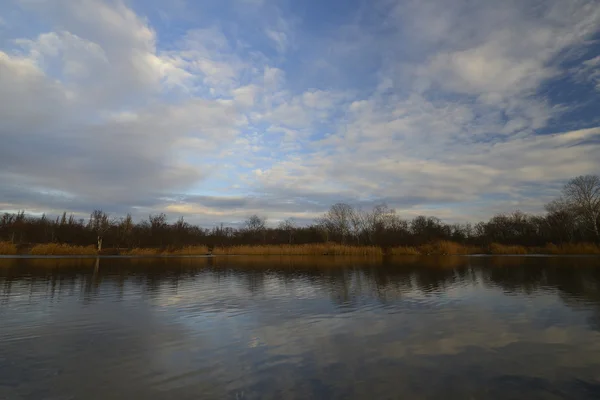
[[1, 0, 600, 225]]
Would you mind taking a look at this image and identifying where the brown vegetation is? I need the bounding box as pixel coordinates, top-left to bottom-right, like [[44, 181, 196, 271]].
[[2, 241, 599, 256], [29, 243, 97, 256], [0, 241, 18, 255], [488, 243, 529, 255], [1, 175, 599, 258], [544, 243, 600, 255], [123, 246, 211, 256], [121, 247, 162, 256], [391, 241, 480, 255], [171, 245, 211, 255], [389, 246, 421, 256], [212, 244, 383, 256], [419, 241, 482, 255]]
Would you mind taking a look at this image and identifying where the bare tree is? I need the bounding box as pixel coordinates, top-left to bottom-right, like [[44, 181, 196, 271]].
[[349, 208, 366, 245], [245, 214, 266, 231], [118, 214, 134, 248], [562, 175, 600, 241], [88, 210, 111, 251], [245, 214, 267, 243], [321, 203, 355, 244], [315, 217, 331, 242], [545, 198, 577, 243], [278, 218, 296, 244], [149, 213, 168, 247], [363, 203, 396, 244]]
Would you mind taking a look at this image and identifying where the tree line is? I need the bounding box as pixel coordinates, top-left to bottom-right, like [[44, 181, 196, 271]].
[[1, 175, 599, 249]]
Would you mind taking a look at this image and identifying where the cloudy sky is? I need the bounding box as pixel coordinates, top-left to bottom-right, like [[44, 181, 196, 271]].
[[1, 0, 599, 226]]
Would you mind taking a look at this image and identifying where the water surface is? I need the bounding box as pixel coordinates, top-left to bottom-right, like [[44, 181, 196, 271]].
[[2, 256, 600, 399]]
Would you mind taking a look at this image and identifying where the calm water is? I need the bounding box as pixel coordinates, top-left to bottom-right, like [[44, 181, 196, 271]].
[[2, 256, 600, 399]]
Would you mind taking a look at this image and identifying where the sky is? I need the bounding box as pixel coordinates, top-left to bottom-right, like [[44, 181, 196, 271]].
[[1, 0, 600, 226]]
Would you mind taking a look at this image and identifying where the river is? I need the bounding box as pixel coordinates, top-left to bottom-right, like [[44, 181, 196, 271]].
[[1, 256, 600, 399]]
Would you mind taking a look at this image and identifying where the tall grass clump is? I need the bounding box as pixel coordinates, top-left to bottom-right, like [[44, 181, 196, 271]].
[[121, 246, 210, 256], [420, 241, 480, 255], [544, 243, 600, 255], [390, 241, 482, 256], [29, 243, 97, 255], [389, 246, 421, 256], [213, 244, 383, 256], [0, 241, 18, 255], [122, 248, 161, 256], [489, 243, 528, 255], [169, 246, 210, 255]]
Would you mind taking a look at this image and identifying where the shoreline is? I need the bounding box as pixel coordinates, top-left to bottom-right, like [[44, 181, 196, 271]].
[[2, 241, 600, 257], [2, 254, 600, 260]]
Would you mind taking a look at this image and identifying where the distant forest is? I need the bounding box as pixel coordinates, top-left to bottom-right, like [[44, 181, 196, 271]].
[[1, 175, 599, 249]]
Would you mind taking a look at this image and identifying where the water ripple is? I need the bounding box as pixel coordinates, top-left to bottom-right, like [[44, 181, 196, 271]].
[[2, 256, 600, 399]]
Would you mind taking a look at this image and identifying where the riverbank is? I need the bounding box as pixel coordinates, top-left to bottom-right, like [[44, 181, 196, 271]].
[[1, 241, 600, 256]]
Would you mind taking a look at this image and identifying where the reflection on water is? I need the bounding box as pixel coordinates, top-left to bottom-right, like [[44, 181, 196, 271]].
[[1, 256, 600, 399]]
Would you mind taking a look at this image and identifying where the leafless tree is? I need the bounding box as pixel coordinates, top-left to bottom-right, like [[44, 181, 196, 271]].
[[321, 203, 355, 244], [278, 218, 296, 244], [117, 214, 134, 248], [349, 208, 366, 245], [245, 214, 266, 231], [363, 203, 395, 244], [562, 175, 600, 241], [245, 214, 267, 243], [3, 175, 600, 250], [88, 210, 111, 251], [545, 198, 577, 243], [149, 213, 168, 247]]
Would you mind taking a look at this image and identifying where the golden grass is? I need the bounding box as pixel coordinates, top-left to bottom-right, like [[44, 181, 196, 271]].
[[0, 241, 18, 255], [29, 243, 98, 255], [390, 241, 482, 256], [389, 246, 421, 255], [122, 246, 210, 256], [122, 247, 162, 256], [421, 241, 482, 255], [10, 241, 600, 257], [489, 243, 528, 255], [169, 245, 210, 255], [212, 244, 383, 256], [544, 243, 600, 255]]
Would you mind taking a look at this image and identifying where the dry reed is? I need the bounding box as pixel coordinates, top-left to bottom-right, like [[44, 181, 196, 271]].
[[122, 246, 210, 256], [389, 246, 421, 256], [29, 243, 97, 255], [544, 243, 600, 255], [213, 244, 383, 256], [122, 248, 162, 256], [12, 241, 600, 257], [169, 246, 210, 255], [0, 241, 18, 255], [390, 241, 482, 256], [488, 243, 528, 255], [420, 241, 481, 255]]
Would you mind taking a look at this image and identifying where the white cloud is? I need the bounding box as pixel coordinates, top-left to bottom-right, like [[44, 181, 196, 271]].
[[265, 28, 288, 54], [0, 0, 253, 216], [574, 55, 600, 91], [170, 27, 250, 93], [16, 31, 109, 79], [263, 66, 285, 89], [233, 84, 260, 108], [1, 0, 600, 224]]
